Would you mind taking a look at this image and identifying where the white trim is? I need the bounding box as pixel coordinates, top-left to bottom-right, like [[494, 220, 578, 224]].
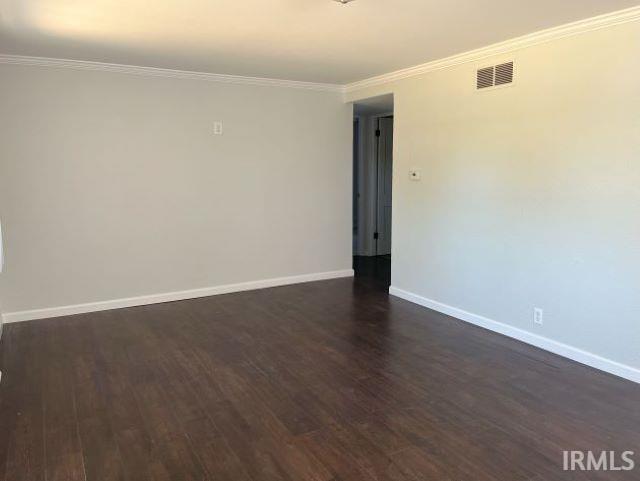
[[3, 269, 354, 323], [0, 54, 343, 92], [389, 286, 640, 385], [345, 6, 640, 93]]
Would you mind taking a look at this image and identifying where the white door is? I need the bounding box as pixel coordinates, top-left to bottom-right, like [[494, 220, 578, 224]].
[[376, 117, 393, 255]]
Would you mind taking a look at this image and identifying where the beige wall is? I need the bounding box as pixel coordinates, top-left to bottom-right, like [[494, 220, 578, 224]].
[[0, 65, 353, 314], [347, 21, 640, 371]]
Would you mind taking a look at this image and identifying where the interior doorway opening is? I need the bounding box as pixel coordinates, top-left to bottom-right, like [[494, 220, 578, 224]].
[[352, 94, 394, 287]]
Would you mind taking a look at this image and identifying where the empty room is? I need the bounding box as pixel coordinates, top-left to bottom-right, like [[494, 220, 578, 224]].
[[1, 1, 639, 480]]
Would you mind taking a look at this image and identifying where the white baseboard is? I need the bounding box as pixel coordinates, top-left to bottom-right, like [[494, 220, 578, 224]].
[[3, 269, 354, 324], [389, 286, 640, 384]]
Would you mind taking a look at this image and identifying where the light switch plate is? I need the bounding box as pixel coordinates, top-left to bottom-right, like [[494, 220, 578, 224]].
[[213, 121, 223, 135]]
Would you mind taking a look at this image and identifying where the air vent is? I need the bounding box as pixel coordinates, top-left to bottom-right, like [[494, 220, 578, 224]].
[[495, 62, 514, 85], [476, 67, 494, 89], [476, 61, 514, 90]]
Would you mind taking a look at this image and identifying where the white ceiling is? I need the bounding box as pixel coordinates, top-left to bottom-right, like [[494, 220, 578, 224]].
[[1, 0, 638, 84]]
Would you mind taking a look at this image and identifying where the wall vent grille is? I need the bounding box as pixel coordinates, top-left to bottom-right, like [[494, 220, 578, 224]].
[[495, 62, 514, 85], [476, 67, 494, 89], [476, 61, 514, 90]]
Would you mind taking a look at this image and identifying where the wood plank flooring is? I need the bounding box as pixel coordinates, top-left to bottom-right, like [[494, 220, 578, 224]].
[[1, 258, 639, 480]]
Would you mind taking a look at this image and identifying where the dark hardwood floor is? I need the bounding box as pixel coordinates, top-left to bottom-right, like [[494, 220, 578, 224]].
[[1, 260, 639, 480]]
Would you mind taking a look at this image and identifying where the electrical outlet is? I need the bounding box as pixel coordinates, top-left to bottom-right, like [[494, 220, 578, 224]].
[[533, 308, 544, 325], [213, 121, 223, 135]]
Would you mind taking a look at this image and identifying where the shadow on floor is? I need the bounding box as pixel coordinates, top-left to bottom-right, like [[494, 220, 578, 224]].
[[353, 255, 390, 290]]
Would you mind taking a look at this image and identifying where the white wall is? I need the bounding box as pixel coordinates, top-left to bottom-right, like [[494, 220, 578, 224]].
[[347, 21, 640, 375], [0, 64, 353, 316]]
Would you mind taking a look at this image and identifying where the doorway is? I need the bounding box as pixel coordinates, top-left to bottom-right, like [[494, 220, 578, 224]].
[[352, 94, 394, 286], [375, 116, 393, 257]]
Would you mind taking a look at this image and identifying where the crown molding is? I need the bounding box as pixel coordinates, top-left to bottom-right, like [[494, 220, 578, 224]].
[[345, 5, 640, 93], [0, 54, 344, 92], [1, 6, 639, 94]]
